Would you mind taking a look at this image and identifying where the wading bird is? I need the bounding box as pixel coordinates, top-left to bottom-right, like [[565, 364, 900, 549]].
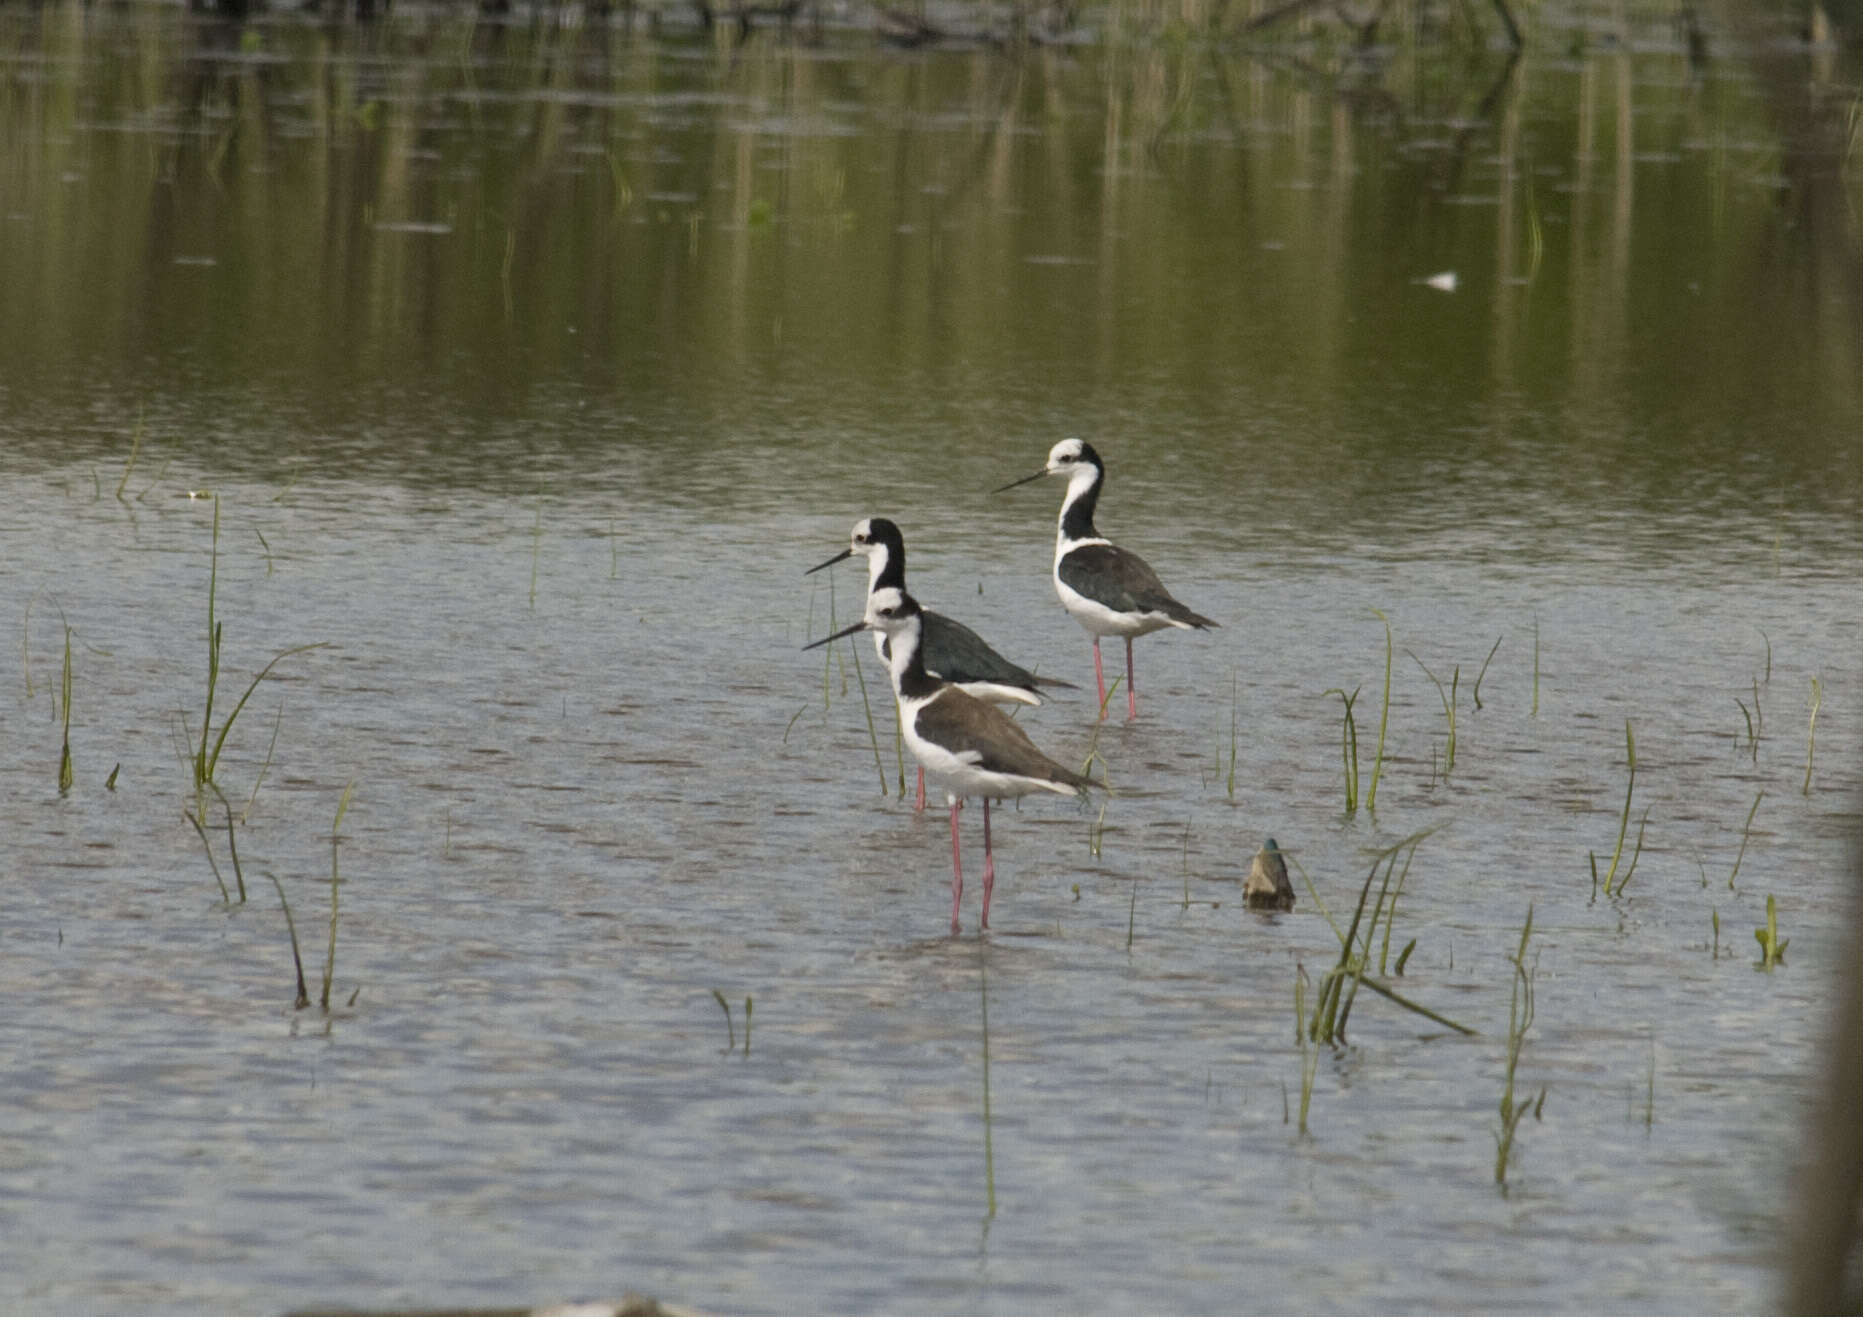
[[807, 517, 1073, 808], [807, 586, 1098, 934], [996, 438, 1217, 721]]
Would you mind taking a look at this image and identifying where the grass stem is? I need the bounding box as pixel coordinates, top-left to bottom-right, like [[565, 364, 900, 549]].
[[1366, 612, 1393, 811]]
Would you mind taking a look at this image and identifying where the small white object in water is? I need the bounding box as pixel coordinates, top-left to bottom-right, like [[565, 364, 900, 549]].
[[1418, 270, 1458, 293]]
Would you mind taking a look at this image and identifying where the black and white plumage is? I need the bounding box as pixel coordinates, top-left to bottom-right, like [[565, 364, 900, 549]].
[[996, 438, 1218, 721], [806, 586, 1098, 934], [806, 517, 1074, 809], [806, 517, 1072, 706]]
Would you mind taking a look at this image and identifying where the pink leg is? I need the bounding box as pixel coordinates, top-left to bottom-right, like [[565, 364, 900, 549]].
[[980, 798, 996, 929], [1126, 636, 1139, 721], [916, 766, 926, 812], [1092, 637, 1107, 721], [948, 798, 964, 935]]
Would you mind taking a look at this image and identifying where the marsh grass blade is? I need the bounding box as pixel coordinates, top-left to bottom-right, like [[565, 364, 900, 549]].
[[57, 626, 74, 794], [1729, 790, 1763, 891], [184, 807, 232, 904], [322, 780, 355, 1011], [264, 871, 312, 1010], [711, 988, 736, 1051], [115, 408, 144, 504], [1323, 685, 1360, 814], [1599, 720, 1636, 896], [1755, 894, 1789, 969], [1472, 635, 1503, 710], [1408, 651, 1457, 775], [1531, 613, 1541, 718], [1495, 903, 1541, 1187], [1305, 828, 1470, 1044], [1366, 611, 1393, 811], [1804, 676, 1823, 795]]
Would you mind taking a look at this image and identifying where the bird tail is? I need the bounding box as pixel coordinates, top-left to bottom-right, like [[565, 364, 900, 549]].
[[1167, 601, 1219, 630]]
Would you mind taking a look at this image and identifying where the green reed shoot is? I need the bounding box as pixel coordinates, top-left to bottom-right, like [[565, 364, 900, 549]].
[[1323, 685, 1360, 814], [1294, 965, 1318, 1137], [710, 990, 753, 1056], [1096, 674, 1124, 723], [1366, 612, 1393, 811], [191, 496, 326, 810], [527, 496, 542, 611], [105, 763, 119, 791], [1226, 671, 1238, 799], [1755, 894, 1788, 969], [242, 702, 285, 824], [184, 807, 232, 904], [1496, 902, 1542, 1187], [1759, 628, 1772, 684], [115, 408, 145, 504], [1804, 676, 1823, 795], [1614, 807, 1650, 896], [1471, 635, 1503, 710], [210, 782, 248, 902], [1409, 652, 1458, 775], [1377, 842, 1419, 973], [837, 630, 886, 795], [1596, 720, 1636, 897], [1735, 698, 1755, 756], [1644, 1040, 1656, 1130], [1531, 613, 1540, 717], [57, 626, 74, 794], [711, 988, 736, 1051], [1711, 908, 1720, 959], [1729, 790, 1762, 891], [1305, 829, 1471, 1044], [263, 871, 312, 1010], [322, 780, 355, 1011], [1283, 848, 1341, 944]]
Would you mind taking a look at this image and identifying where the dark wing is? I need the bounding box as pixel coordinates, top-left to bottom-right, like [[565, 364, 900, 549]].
[[915, 692, 1096, 792], [1059, 544, 1218, 629], [922, 610, 1077, 691]]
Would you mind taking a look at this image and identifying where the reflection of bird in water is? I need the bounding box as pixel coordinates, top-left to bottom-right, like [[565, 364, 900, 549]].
[[1244, 838, 1295, 911]]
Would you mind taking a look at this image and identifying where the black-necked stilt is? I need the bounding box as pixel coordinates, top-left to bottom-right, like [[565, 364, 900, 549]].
[[807, 586, 1099, 934], [1244, 837, 1295, 911], [995, 438, 1218, 721], [807, 517, 1074, 809]]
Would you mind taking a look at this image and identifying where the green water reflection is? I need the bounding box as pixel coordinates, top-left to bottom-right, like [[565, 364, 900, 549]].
[[2, 4, 1860, 506]]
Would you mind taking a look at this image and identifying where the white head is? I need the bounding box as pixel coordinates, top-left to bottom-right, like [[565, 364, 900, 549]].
[[1044, 437, 1098, 475]]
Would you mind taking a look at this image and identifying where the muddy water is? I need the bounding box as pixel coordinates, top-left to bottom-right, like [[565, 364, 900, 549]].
[[4, 6, 1862, 1313]]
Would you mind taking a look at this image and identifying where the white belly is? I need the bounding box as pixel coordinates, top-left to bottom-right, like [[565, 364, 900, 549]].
[[1052, 567, 1180, 639]]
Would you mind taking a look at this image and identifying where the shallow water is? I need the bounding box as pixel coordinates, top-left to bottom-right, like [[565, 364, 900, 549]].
[[4, 6, 1863, 1314]]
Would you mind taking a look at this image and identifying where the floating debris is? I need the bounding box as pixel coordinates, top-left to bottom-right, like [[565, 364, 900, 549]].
[[1245, 837, 1295, 911]]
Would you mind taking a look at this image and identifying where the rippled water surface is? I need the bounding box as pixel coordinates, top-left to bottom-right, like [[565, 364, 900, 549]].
[[4, 5, 1863, 1313]]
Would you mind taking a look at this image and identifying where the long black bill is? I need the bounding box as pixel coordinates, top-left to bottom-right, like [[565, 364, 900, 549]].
[[804, 547, 853, 575], [803, 618, 870, 651], [991, 469, 1048, 494]]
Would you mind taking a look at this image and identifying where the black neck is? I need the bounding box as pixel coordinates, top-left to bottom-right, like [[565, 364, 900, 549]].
[[1060, 469, 1102, 541], [872, 542, 906, 592], [893, 621, 943, 700]]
